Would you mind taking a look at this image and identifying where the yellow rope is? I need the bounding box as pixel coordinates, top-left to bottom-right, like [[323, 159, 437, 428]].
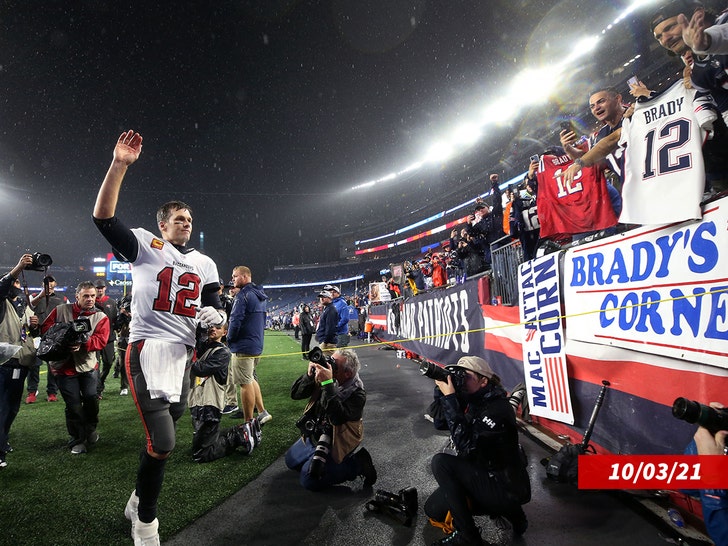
[[258, 285, 728, 359]]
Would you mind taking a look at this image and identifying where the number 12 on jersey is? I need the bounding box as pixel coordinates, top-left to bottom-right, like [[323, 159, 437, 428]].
[[152, 266, 201, 318]]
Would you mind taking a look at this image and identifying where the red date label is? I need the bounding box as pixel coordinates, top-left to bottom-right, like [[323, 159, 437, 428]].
[[578, 455, 728, 489]]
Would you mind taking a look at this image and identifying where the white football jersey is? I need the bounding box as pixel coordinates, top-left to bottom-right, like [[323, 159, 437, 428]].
[[619, 79, 716, 225], [128, 228, 219, 346]]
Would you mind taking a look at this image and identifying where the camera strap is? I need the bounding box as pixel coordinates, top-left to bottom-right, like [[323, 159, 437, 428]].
[[18, 271, 32, 309]]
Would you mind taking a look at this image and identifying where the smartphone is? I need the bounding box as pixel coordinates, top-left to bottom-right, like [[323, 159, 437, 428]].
[[560, 120, 573, 133], [628, 76, 639, 86], [530, 154, 539, 163]]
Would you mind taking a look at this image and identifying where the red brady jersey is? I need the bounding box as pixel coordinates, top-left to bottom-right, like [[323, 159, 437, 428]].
[[128, 228, 220, 346], [536, 155, 618, 238]]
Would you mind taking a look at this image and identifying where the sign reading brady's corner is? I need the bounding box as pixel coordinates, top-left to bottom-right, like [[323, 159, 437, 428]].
[[563, 203, 728, 368]]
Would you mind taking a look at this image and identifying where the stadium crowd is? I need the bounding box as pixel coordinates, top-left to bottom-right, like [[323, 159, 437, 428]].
[[3, 3, 728, 545]]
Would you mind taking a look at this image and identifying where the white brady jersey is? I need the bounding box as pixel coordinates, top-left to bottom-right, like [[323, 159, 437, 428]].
[[619, 79, 715, 225], [128, 228, 219, 346]]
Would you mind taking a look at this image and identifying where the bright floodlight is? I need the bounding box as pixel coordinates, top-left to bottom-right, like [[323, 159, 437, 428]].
[[563, 35, 601, 65], [452, 123, 482, 145], [348, 0, 655, 193], [482, 98, 520, 124], [509, 67, 560, 104], [426, 141, 454, 163], [351, 180, 375, 190]]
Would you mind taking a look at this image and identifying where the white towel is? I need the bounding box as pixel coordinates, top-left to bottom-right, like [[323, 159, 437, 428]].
[[139, 340, 188, 403]]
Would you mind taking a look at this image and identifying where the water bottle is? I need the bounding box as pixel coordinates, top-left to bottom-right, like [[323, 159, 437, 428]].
[[667, 508, 685, 528]]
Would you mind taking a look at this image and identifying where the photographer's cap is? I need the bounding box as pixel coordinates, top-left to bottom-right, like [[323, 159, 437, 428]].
[[318, 290, 333, 299], [447, 356, 494, 379], [43, 275, 56, 283], [323, 284, 340, 294], [94, 279, 106, 288]]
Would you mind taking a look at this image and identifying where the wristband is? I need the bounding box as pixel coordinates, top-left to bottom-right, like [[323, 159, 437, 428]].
[[320, 378, 334, 386]]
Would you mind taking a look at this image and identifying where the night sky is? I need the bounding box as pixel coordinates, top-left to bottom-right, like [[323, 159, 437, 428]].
[[0, 1, 668, 285]]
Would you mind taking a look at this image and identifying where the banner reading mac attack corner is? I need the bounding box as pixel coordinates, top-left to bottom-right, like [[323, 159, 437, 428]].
[[518, 254, 574, 425], [369, 281, 484, 365], [563, 198, 728, 368]]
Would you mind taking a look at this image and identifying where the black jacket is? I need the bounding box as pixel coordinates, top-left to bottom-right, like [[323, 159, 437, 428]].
[[300, 310, 315, 335]]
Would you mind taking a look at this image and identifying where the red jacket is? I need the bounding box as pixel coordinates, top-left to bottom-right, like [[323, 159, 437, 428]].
[[41, 303, 110, 375]]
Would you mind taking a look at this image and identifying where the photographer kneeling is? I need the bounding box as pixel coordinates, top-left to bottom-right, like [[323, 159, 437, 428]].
[[425, 356, 530, 546], [41, 281, 109, 454], [284, 348, 377, 491]]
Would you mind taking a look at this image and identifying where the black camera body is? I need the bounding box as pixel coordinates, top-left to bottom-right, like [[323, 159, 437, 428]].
[[69, 317, 92, 345], [366, 487, 418, 527], [307, 346, 337, 372], [672, 397, 728, 436], [295, 414, 319, 437], [27, 252, 53, 272]]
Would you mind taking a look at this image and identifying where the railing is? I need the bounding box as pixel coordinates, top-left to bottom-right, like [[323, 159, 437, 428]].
[[490, 236, 523, 306]]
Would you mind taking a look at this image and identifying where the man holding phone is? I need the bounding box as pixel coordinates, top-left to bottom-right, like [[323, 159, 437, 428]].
[[559, 87, 627, 185]]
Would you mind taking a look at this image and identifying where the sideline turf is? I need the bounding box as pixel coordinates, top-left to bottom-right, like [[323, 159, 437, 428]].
[[0, 332, 307, 545]]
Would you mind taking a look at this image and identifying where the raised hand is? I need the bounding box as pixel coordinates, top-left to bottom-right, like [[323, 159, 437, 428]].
[[113, 130, 143, 166], [679, 9, 710, 53]]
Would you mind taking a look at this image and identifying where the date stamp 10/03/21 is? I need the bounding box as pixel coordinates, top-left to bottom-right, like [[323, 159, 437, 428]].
[[578, 455, 728, 489]]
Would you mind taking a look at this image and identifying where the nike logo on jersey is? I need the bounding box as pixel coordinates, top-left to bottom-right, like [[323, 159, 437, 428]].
[[642, 96, 684, 125]]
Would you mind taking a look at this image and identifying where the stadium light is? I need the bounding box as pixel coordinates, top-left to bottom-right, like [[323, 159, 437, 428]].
[[347, 0, 657, 193], [426, 141, 454, 163]]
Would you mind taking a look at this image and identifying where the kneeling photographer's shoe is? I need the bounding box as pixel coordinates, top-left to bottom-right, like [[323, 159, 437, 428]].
[[506, 508, 528, 536], [355, 447, 377, 487], [432, 528, 485, 546]]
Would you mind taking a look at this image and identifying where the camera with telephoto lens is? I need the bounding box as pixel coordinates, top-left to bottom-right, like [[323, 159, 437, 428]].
[[308, 423, 333, 480], [672, 397, 728, 436], [307, 346, 337, 372], [27, 252, 53, 271], [365, 486, 419, 527], [419, 359, 451, 382], [418, 358, 468, 391]]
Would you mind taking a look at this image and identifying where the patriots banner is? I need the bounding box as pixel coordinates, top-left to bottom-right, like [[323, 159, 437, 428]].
[[518, 253, 574, 424], [368, 281, 484, 366]]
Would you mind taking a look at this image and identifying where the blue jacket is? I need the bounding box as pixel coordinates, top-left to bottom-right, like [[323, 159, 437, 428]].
[[227, 283, 267, 355], [331, 296, 349, 336]]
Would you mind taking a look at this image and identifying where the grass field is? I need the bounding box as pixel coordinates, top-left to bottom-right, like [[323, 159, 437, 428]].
[[0, 331, 308, 545]]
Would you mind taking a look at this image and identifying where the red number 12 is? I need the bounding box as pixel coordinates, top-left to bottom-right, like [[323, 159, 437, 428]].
[[152, 267, 200, 318]]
